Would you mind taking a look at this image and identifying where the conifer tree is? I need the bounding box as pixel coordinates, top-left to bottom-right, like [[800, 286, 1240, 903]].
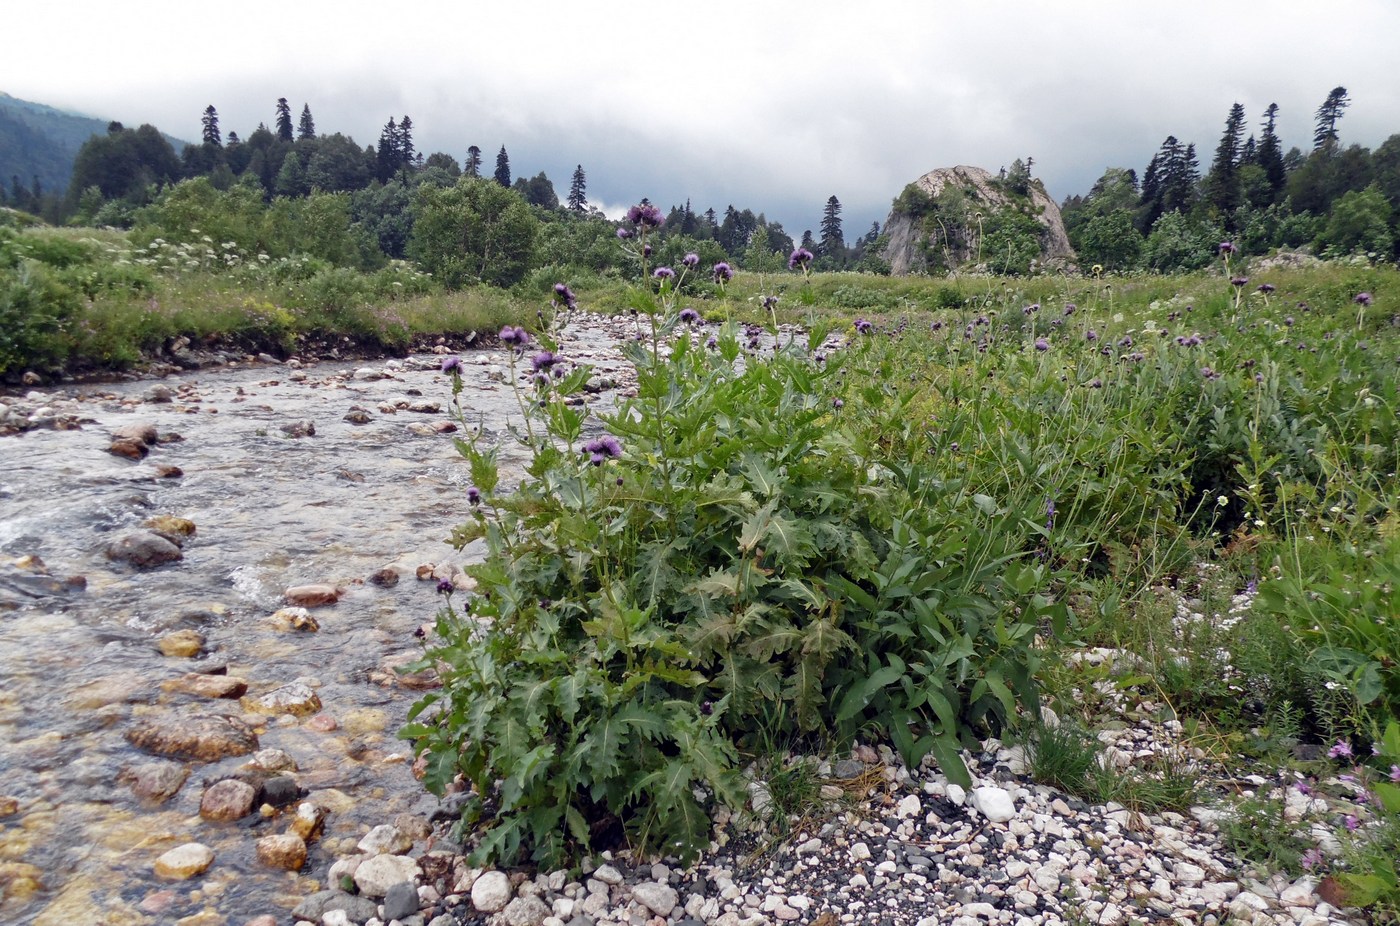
[[376, 117, 400, 182], [1257, 103, 1287, 197], [818, 195, 844, 258], [567, 164, 587, 212], [494, 146, 511, 187], [465, 145, 482, 177], [398, 116, 415, 167], [298, 104, 315, 140], [276, 98, 294, 141], [1206, 103, 1246, 219], [1313, 87, 1349, 150], [201, 105, 222, 147]]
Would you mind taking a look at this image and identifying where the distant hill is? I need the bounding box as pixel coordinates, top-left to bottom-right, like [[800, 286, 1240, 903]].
[[0, 91, 189, 199]]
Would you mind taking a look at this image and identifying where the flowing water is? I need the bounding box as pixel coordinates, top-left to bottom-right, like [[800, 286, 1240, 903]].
[[0, 315, 641, 925]]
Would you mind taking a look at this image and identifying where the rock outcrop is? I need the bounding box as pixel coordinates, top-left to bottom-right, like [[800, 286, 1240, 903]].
[[882, 165, 1076, 275]]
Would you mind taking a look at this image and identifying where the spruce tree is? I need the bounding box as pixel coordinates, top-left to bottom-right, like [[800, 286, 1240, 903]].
[[398, 116, 415, 167], [298, 104, 315, 140], [818, 195, 844, 258], [1206, 103, 1246, 219], [1313, 86, 1349, 150], [567, 164, 587, 212], [276, 98, 294, 141], [1257, 103, 1287, 198], [376, 117, 400, 182], [465, 146, 482, 177], [201, 105, 222, 147], [494, 146, 511, 187]]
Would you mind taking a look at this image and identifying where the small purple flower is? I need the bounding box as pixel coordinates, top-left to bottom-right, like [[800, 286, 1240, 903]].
[[1231, 276, 1249, 288], [679, 307, 700, 324], [682, 252, 700, 268], [1344, 814, 1360, 832], [653, 266, 675, 281], [1390, 765, 1400, 783], [1201, 366, 1220, 380], [616, 227, 634, 240], [467, 486, 481, 505], [436, 578, 454, 594], [530, 351, 558, 373], [700, 700, 713, 715], [1284, 316, 1294, 326], [582, 435, 623, 465], [1034, 338, 1050, 351], [1089, 378, 1102, 388], [643, 244, 653, 258], [1257, 283, 1275, 294], [1118, 335, 1133, 348], [930, 320, 943, 332], [1354, 292, 1373, 306], [1023, 303, 1039, 315], [854, 318, 874, 335], [1219, 241, 1236, 255], [705, 335, 717, 349], [762, 295, 779, 310], [1085, 329, 1098, 341], [441, 355, 463, 374], [713, 262, 733, 283], [788, 247, 814, 269], [1300, 848, 1324, 871], [553, 283, 577, 309], [832, 398, 844, 409], [1063, 304, 1076, 316], [626, 203, 664, 227], [1329, 740, 1354, 760], [499, 325, 530, 347], [1297, 780, 1314, 796]]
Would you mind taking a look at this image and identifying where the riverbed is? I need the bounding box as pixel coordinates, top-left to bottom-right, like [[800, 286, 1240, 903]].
[[0, 314, 641, 925]]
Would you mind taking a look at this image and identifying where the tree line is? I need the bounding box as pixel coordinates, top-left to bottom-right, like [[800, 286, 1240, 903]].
[[1062, 86, 1400, 271]]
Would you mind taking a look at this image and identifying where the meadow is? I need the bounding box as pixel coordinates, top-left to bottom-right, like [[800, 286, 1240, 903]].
[[4, 215, 1400, 914]]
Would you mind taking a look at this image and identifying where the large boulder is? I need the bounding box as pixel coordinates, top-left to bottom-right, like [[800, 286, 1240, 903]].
[[882, 165, 1076, 275]]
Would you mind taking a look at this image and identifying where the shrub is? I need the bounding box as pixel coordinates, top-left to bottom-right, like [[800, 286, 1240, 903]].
[[405, 288, 1060, 867]]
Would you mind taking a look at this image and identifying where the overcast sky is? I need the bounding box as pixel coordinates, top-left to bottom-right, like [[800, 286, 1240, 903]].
[[4, 1, 1398, 237]]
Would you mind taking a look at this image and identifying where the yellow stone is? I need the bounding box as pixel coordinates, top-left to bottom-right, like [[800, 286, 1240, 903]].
[[342, 708, 388, 736]]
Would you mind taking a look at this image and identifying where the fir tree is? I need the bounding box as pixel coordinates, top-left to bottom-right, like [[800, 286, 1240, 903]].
[[465, 145, 482, 177], [818, 195, 844, 258], [1206, 103, 1246, 219], [398, 115, 415, 167], [1257, 103, 1287, 197], [298, 104, 315, 140], [494, 146, 511, 187], [276, 98, 294, 142], [201, 105, 222, 147], [567, 164, 587, 212], [1313, 86, 1349, 150], [376, 117, 400, 182]]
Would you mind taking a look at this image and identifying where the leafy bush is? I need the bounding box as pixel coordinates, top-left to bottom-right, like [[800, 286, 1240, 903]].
[[0, 261, 81, 374], [405, 290, 1060, 867]]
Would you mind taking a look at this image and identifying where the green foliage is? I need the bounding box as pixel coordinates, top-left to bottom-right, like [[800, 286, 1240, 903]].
[[979, 208, 1043, 274], [1219, 791, 1313, 876], [1315, 184, 1393, 257], [0, 259, 81, 374], [1142, 211, 1222, 271], [406, 287, 1061, 866], [408, 177, 539, 288], [1076, 209, 1142, 270]]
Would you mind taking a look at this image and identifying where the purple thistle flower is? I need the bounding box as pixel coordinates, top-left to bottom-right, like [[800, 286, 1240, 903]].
[[788, 247, 814, 269], [499, 325, 530, 347], [713, 262, 733, 283], [436, 578, 454, 594], [1089, 378, 1103, 388], [581, 435, 623, 465], [1284, 316, 1294, 326], [441, 355, 463, 374], [705, 335, 717, 349], [1063, 304, 1076, 316], [1219, 241, 1236, 255], [1201, 366, 1220, 380], [930, 320, 943, 332], [762, 295, 779, 310], [1354, 292, 1373, 306], [530, 351, 558, 373], [679, 308, 700, 324], [1023, 303, 1039, 315], [653, 266, 675, 281], [626, 203, 664, 227], [1086, 329, 1098, 341], [553, 283, 578, 309], [616, 227, 634, 240], [1231, 276, 1249, 288], [832, 398, 844, 409], [1034, 338, 1050, 351], [1258, 283, 1275, 294], [643, 244, 653, 258], [1329, 740, 1354, 760], [467, 486, 481, 505], [1118, 335, 1133, 347], [854, 318, 874, 334], [682, 252, 700, 268]]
